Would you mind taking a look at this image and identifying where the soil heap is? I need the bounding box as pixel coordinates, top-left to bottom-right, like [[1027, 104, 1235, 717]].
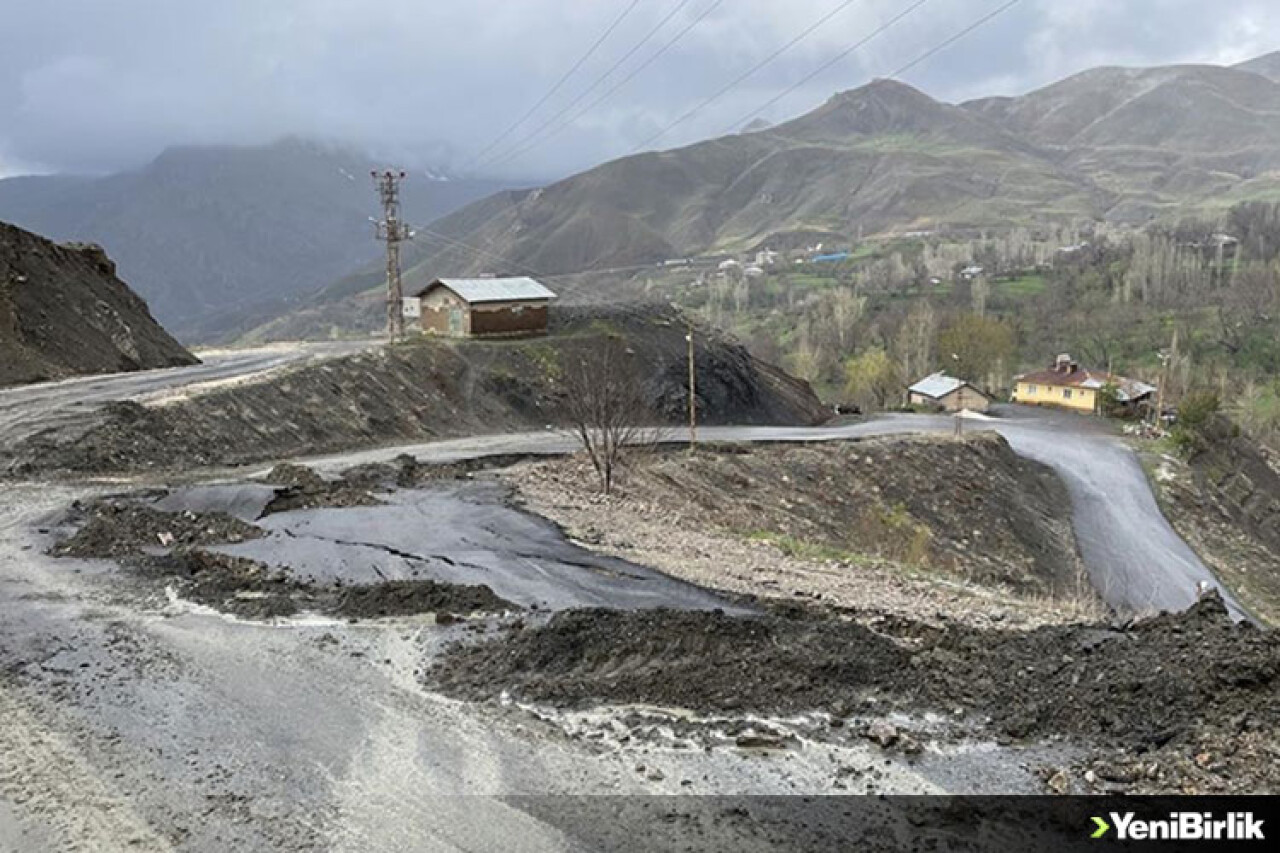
[[0, 220, 197, 387]]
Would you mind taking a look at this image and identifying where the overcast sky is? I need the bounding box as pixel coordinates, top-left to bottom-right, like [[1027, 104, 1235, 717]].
[[1, 0, 1277, 180]]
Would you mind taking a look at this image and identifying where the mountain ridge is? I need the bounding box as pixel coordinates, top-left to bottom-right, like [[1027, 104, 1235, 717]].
[[0, 138, 519, 338]]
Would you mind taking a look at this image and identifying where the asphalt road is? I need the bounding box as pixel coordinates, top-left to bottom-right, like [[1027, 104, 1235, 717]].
[[0, 349, 1241, 617], [296, 409, 1240, 619], [0, 340, 376, 449], [0, 348, 1242, 616]]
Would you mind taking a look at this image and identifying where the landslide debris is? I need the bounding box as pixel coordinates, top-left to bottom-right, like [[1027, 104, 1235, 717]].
[[260, 463, 384, 516], [47, 493, 518, 621], [129, 550, 517, 621], [50, 499, 264, 558], [431, 593, 1277, 791], [130, 550, 300, 620], [0, 220, 197, 387], [434, 608, 909, 715], [332, 580, 514, 620]]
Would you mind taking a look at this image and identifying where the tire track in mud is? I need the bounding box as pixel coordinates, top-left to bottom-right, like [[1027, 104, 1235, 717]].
[[324, 630, 580, 853]]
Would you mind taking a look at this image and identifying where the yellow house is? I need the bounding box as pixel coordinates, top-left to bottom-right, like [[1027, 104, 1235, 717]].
[[1012, 354, 1156, 414]]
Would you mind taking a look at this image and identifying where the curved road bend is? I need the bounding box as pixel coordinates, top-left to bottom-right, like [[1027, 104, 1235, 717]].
[[0, 352, 1242, 617], [299, 408, 1242, 620]]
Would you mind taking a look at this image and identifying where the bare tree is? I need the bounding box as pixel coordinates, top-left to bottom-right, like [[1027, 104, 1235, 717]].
[[556, 339, 655, 495]]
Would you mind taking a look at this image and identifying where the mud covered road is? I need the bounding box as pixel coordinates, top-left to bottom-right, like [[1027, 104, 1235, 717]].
[[0, 354, 1262, 850], [0, 479, 1059, 852]]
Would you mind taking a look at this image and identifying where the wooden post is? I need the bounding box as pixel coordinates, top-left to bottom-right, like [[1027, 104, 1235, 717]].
[[687, 319, 697, 450]]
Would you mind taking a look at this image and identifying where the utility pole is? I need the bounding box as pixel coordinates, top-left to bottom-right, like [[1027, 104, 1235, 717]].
[[1153, 328, 1178, 427], [372, 169, 411, 341], [686, 317, 697, 451], [950, 352, 963, 439]]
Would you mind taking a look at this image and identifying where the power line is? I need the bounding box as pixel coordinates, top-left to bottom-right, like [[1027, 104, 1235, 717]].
[[472, 0, 703, 172], [631, 0, 865, 152], [433, 0, 1028, 292], [482, 0, 724, 172], [461, 0, 644, 171], [725, 0, 931, 134], [886, 0, 1021, 79]]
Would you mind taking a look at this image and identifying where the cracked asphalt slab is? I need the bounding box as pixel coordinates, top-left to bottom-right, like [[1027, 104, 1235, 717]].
[[206, 481, 741, 612]]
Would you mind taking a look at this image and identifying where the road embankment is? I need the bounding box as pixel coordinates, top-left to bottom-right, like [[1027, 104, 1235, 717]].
[[2, 307, 826, 478]]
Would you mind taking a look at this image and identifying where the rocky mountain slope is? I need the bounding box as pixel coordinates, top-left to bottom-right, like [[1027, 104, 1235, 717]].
[[0, 221, 196, 387], [0, 138, 515, 339], [266, 52, 1280, 341], [381, 78, 1105, 288]]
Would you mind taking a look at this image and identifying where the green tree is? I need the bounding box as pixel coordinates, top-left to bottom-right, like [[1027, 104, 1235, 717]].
[[843, 348, 902, 410], [1171, 389, 1222, 457], [936, 314, 1015, 387]]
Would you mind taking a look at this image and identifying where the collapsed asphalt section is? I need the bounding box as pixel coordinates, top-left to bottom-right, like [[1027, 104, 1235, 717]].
[[431, 592, 1278, 794], [46, 490, 518, 621], [43, 458, 739, 619]]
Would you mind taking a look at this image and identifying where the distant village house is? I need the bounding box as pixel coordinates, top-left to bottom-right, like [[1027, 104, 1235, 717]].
[[1012, 354, 1156, 414], [907, 372, 993, 413], [403, 277, 556, 338]]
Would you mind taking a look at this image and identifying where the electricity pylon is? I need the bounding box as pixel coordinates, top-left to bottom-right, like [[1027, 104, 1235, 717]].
[[372, 169, 412, 340]]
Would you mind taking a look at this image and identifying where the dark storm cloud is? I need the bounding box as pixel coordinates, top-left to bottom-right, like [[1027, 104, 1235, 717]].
[[0, 0, 1276, 179]]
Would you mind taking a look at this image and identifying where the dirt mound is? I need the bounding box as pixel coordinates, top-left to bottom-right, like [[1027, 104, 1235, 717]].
[[0, 221, 197, 387], [906, 593, 1275, 746], [431, 593, 1277, 790], [511, 435, 1089, 597], [259, 463, 383, 516], [131, 550, 300, 620], [50, 500, 263, 558], [435, 608, 909, 715], [332, 580, 516, 620]]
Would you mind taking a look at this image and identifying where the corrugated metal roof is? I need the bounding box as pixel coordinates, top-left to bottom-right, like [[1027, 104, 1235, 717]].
[[1015, 366, 1157, 402], [908, 372, 965, 399], [416, 277, 556, 304]]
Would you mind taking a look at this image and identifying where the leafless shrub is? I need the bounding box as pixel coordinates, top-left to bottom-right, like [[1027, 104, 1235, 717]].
[[556, 338, 659, 494]]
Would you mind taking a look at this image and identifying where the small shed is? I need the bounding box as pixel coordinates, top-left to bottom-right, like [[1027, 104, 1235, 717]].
[[409, 277, 556, 337], [907, 372, 992, 412]]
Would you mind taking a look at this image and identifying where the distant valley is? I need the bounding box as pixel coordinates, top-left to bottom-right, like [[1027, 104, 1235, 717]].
[[0, 138, 516, 340]]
